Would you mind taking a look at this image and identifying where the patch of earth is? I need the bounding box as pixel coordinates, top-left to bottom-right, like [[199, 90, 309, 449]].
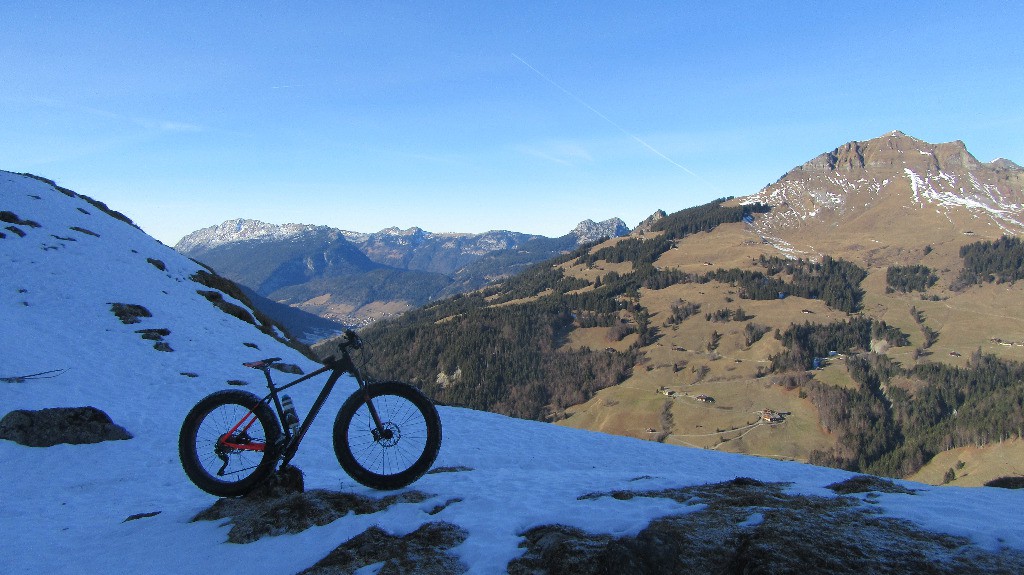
[[826, 475, 917, 495], [426, 465, 474, 474], [510, 477, 1024, 574], [298, 521, 468, 575], [0, 406, 132, 447], [191, 488, 432, 544]]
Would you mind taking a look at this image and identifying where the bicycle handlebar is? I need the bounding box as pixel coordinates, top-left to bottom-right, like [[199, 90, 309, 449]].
[[312, 329, 363, 367], [339, 329, 362, 351]]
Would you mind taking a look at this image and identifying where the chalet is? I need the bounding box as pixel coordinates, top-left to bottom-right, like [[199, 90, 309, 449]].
[[695, 394, 715, 403]]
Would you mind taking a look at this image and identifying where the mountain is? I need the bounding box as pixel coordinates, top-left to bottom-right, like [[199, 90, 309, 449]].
[[743, 130, 1024, 261], [360, 131, 1024, 487], [3, 169, 1024, 574], [571, 217, 630, 244], [341, 226, 539, 275], [176, 217, 631, 326]]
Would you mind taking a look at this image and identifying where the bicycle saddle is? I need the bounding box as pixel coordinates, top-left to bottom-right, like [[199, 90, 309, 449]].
[[243, 357, 281, 369]]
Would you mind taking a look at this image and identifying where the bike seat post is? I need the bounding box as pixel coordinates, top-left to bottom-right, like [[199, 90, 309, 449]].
[[260, 367, 276, 390]]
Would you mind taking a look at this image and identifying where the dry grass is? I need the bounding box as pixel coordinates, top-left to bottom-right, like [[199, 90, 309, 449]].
[[550, 214, 1024, 479], [909, 438, 1024, 487]]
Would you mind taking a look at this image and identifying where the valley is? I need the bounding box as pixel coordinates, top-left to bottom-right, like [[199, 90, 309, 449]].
[[175, 217, 630, 333], [357, 131, 1024, 486]]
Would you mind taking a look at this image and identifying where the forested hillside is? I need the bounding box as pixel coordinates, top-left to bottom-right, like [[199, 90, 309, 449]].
[[363, 191, 1024, 484], [806, 351, 1024, 479], [362, 199, 775, 419]]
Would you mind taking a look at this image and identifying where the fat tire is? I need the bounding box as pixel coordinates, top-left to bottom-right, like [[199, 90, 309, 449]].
[[179, 389, 281, 497], [333, 382, 441, 490]]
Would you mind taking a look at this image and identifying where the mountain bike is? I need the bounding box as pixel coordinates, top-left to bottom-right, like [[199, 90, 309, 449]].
[[178, 330, 441, 497]]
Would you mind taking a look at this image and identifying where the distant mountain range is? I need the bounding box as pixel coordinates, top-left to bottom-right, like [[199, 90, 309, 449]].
[[175, 217, 631, 334]]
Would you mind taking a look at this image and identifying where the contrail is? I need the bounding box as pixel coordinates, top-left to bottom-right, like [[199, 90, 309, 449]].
[[511, 52, 701, 179]]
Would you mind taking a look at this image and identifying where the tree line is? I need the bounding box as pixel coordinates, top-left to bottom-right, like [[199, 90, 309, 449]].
[[769, 317, 908, 372], [886, 264, 938, 293], [641, 255, 869, 313], [954, 235, 1024, 289]]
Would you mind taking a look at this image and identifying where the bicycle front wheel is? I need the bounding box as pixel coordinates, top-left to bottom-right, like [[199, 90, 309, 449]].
[[333, 382, 441, 490], [179, 390, 281, 497]]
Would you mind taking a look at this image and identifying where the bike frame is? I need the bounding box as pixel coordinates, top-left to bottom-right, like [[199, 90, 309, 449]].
[[221, 342, 385, 469]]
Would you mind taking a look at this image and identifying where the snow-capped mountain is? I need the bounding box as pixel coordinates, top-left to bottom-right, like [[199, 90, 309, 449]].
[[741, 131, 1024, 260], [173, 218, 339, 253], [178, 217, 631, 276], [4, 170, 1024, 573], [341, 226, 542, 275], [175, 217, 632, 327]]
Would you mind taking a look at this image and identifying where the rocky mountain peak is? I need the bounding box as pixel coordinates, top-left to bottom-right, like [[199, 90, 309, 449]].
[[742, 131, 1024, 259], [572, 218, 629, 244], [989, 157, 1024, 175], [793, 131, 980, 177], [634, 210, 668, 235], [175, 218, 334, 253]]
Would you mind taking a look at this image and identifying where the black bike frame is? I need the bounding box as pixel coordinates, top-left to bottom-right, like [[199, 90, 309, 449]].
[[251, 347, 384, 468]]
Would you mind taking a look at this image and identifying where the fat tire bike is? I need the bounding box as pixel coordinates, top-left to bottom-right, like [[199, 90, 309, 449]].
[[178, 330, 441, 497]]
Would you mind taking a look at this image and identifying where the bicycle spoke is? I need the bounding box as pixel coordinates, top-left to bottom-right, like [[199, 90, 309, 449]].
[[195, 403, 268, 480]]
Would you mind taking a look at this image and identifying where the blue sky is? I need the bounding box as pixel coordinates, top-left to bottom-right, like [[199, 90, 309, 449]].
[[3, 2, 1022, 244]]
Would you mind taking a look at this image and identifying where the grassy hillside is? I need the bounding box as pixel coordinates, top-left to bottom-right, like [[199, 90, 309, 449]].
[[360, 191, 1024, 485]]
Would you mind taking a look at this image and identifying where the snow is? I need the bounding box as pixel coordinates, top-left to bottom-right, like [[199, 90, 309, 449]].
[[174, 218, 336, 251], [3, 170, 1024, 574]]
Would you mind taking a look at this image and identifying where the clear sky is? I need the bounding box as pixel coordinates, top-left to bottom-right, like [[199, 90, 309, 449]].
[[3, 1, 1022, 245]]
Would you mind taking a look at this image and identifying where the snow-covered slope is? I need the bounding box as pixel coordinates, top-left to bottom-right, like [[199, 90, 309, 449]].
[[3, 171, 1024, 574]]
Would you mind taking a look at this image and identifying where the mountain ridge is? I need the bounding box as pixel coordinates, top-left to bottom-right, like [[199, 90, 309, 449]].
[[742, 130, 1024, 261], [177, 216, 631, 259], [175, 216, 633, 327]]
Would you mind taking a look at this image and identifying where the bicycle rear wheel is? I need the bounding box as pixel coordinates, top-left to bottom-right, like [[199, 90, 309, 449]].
[[333, 381, 441, 490], [179, 390, 281, 497]]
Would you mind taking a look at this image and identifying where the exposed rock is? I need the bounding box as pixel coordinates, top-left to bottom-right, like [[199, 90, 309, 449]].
[[0, 406, 132, 447], [826, 475, 917, 495], [571, 218, 629, 245], [298, 521, 468, 575], [191, 487, 432, 544], [511, 477, 1024, 574], [633, 210, 667, 234], [122, 511, 161, 522], [426, 465, 474, 474], [110, 302, 152, 324], [746, 130, 1024, 258], [0, 211, 41, 228]]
